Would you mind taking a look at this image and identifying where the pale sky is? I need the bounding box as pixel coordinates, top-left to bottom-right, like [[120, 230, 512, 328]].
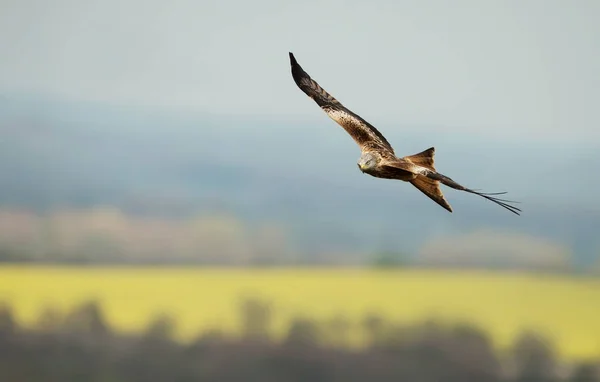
[[1, 0, 598, 140]]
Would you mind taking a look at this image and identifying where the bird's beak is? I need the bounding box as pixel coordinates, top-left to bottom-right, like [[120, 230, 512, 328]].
[[357, 163, 365, 173]]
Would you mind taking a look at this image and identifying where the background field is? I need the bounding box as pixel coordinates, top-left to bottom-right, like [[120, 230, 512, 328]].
[[1, 265, 599, 361]]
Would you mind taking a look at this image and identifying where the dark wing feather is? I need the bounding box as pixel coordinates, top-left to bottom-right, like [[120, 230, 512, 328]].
[[289, 52, 394, 153], [379, 159, 520, 215], [426, 171, 522, 216]]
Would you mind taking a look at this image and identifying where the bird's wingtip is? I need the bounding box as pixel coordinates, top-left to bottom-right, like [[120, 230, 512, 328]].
[[289, 52, 298, 66]]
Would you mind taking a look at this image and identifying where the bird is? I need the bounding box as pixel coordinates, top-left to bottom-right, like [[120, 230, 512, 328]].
[[288, 52, 521, 215]]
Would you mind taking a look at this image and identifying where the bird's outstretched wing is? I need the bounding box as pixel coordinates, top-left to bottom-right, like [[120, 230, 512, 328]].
[[289, 52, 394, 153], [425, 171, 522, 215], [382, 155, 521, 215]]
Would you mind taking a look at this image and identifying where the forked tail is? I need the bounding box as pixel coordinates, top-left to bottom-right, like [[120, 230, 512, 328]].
[[404, 147, 521, 215], [405, 148, 453, 213]]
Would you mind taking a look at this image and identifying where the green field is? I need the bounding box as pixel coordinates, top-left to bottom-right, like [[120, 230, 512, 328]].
[[1, 265, 599, 360]]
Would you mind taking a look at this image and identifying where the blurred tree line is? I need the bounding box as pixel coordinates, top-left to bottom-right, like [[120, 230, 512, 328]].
[[0, 299, 598, 382], [0, 208, 587, 272]]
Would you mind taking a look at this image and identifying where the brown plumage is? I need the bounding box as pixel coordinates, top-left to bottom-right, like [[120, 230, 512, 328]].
[[289, 52, 521, 215]]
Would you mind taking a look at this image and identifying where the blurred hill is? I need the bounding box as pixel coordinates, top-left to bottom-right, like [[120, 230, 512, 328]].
[[1, 95, 598, 269]]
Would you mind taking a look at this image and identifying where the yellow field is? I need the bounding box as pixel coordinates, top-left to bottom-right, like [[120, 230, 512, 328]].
[[0, 265, 599, 360]]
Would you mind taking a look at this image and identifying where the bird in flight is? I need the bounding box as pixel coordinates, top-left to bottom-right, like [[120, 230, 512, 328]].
[[288, 52, 521, 215]]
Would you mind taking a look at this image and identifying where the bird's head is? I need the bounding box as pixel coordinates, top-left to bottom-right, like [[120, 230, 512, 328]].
[[357, 152, 379, 173]]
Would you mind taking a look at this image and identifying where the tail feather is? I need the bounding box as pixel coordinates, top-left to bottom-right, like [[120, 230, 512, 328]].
[[404, 147, 436, 170], [410, 175, 453, 213], [405, 147, 453, 212]]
